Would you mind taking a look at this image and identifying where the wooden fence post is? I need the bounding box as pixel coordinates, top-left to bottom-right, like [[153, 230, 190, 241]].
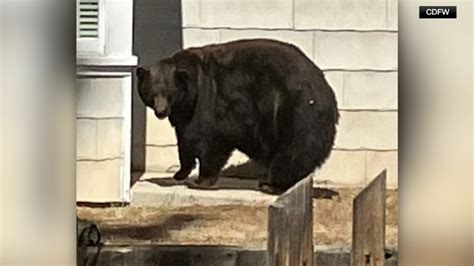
[[267, 176, 313, 266], [351, 170, 387, 266]]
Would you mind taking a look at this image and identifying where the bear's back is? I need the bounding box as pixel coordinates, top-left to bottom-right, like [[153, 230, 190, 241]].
[[186, 39, 323, 76], [176, 39, 337, 119]]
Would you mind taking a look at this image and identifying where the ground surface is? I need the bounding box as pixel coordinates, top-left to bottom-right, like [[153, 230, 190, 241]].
[[77, 186, 398, 249]]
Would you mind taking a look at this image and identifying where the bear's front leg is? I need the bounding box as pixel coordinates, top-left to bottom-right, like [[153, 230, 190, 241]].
[[173, 129, 197, 181], [187, 145, 233, 190]]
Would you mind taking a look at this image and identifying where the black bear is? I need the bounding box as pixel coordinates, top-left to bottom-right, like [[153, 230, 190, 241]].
[[137, 39, 339, 194]]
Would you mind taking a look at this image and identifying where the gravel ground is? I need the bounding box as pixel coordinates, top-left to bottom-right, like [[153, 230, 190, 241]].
[[77, 187, 398, 249]]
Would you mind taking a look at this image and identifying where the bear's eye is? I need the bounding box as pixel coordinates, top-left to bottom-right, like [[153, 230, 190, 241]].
[[140, 93, 153, 107], [144, 96, 154, 107], [137, 85, 154, 107]]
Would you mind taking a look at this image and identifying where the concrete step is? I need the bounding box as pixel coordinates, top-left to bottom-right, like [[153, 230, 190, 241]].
[[131, 172, 277, 207]]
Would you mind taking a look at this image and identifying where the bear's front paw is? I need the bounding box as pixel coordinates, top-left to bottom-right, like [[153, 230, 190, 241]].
[[173, 168, 191, 181]]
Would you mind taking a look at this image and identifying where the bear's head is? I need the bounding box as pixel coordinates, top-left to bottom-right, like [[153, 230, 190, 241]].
[[136, 51, 210, 121]]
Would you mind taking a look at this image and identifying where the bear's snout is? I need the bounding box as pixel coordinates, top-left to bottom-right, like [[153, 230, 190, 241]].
[[154, 95, 169, 119]]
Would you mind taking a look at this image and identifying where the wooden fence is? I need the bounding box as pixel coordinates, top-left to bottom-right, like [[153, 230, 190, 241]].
[[266, 170, 387, 266], [351, 170, 387, 266], [267, 176, 313, 266]]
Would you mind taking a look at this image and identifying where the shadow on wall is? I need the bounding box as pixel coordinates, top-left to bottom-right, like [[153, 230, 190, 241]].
[[131, 0, 183, 186]]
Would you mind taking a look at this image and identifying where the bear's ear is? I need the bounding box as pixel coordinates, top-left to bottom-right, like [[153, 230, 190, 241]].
[[136, 67, 149, 79]]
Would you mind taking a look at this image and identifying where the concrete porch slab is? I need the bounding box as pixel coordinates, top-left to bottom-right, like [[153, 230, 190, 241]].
[[131, 172, 278, 207]]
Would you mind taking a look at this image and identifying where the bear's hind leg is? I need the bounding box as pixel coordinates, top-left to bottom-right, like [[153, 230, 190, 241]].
[[260, 148, 316, 194], [258, 152, 291, 195]]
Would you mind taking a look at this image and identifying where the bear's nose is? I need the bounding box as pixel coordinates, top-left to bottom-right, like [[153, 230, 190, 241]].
[[154, 109, 169, 119]]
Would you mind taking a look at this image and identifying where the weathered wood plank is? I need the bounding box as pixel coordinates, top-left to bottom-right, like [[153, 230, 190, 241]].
[[351, 170, 387, 266], [267, 176, 313, 266]]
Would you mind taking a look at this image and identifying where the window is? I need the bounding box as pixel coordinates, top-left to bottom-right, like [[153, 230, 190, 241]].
[[77, 0, 105, 55]]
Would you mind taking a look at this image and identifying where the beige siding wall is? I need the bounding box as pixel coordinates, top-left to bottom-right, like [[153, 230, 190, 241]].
[[76, 76, 131, 201], [145, 0, 398, 188]]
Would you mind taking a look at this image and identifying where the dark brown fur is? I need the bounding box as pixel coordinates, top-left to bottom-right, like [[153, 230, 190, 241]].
[[137, 39, 339, 194]]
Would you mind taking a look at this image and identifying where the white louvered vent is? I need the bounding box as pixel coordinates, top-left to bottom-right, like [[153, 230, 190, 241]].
[[77, 0, 99, 38]]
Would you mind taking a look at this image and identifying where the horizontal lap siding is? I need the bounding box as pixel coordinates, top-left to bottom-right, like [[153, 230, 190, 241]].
[[76, 76, 130, 201], [145, 0, 398, 187], [77, 119, 124, 160]]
